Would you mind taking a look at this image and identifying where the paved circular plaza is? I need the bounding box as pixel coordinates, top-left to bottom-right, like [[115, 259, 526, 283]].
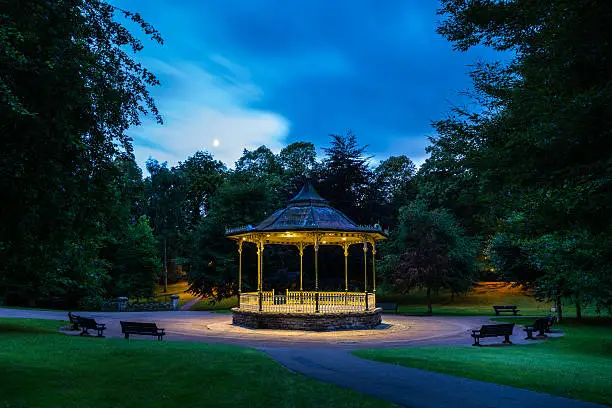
[[0, 308, 543, 348]]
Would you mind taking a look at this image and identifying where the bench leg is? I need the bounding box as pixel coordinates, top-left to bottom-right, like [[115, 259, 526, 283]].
[[472, 337, 481, 346], [524, 329, 534, 340], [502, 334, 512, 344], [80, 328, 90, 337], [124, 333, 129, 339], [97, 330, 105, 338]]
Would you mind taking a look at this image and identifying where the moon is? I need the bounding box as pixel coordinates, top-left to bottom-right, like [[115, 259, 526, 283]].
[[213, 139, 220, 147]]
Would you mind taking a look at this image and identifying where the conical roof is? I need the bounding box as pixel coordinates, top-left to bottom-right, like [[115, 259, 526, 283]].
[[226, 182, 386, 236]]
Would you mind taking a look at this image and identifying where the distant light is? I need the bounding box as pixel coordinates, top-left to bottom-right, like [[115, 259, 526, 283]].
[[213, 139, 220, 147]]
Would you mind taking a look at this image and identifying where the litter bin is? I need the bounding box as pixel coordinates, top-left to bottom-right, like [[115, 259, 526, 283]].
[[170, 295, 179, 311], [117, 296, 128, 312]]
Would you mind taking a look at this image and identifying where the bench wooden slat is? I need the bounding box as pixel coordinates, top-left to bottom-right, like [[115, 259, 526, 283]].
[[76, 316, 106, 337], [120, 321, 165, 340], [492, 305, 520, 316], [524, 318, 550, 340], [471, 323, 514, 346]]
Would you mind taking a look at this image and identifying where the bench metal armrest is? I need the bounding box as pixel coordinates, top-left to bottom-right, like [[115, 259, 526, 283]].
[[471, 329, 481, 335]]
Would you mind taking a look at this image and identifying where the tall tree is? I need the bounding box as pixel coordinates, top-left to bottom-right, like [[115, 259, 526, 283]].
[[437, 0, 612, 315], [370, 155, 417, 228], [235, 146, 282, 179], [317, 131, 373, 223], [145, 159, 186, 292], [279, 141, 318, 197], [0, 0, 162, 306], [178, 151, 226, 229], [382, 201, 478, 314]]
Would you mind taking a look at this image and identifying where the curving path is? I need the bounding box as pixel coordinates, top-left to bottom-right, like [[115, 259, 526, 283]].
[[0, 308, 603, 408], [179, 296, 203, 311]]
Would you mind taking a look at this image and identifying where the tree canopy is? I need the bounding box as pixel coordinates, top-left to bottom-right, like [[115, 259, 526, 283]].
[[1, 0, 610, 316]]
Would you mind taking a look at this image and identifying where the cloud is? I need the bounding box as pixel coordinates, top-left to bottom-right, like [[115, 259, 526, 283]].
[[130, 57, 290, 171]]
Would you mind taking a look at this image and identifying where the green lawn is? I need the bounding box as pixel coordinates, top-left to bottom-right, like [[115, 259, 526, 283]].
[[354, 318, 612, 406], [153, 281, 199, 307], [0, 318, 391, 408], [153, 282, 238, 311], [377, 282, 599, 317], [189, 296, 238, 311]]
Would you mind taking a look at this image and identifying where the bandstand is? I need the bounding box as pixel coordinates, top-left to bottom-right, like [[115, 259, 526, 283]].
[[226, 182, 387, 330]]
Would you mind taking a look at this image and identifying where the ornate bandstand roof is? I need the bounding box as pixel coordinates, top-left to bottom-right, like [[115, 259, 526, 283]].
[[226, 183, 387, 245]]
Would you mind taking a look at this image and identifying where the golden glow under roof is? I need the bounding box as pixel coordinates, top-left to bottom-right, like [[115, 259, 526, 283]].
[[228, 230, 385, 245]]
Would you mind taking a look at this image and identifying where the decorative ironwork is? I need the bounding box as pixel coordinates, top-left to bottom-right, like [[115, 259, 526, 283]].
[[239, 291, 376, 313], [227, 182, 387, 318]]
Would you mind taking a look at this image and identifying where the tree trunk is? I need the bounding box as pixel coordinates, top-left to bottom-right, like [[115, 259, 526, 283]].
[[426, 287, 432, 315], [555, 295, 563, 323], [575, 300, 582, 320]]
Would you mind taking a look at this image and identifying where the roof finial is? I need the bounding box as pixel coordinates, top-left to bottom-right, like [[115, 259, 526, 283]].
[[289, 180, 327, 204]]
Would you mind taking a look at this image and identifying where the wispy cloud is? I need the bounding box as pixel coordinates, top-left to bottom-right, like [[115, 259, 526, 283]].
[[131, 57, 290, 171]]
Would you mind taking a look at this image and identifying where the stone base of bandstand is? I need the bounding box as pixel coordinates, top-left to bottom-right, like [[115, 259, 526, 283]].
[[231, 307, 382, 331]]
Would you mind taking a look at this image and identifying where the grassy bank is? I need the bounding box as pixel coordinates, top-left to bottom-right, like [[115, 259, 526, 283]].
[[153, 281, 198, 307], [0, 318, 390, 408], [377, 282, 599, 317], [354, 318, 612, 405]]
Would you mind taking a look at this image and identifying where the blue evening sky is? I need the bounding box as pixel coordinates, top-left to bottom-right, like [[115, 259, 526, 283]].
[[120, 1, 499, 171]]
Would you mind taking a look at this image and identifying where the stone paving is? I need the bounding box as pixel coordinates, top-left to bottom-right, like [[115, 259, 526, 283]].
[[1, 307, 600, 408], [0, 307, 539, 348]]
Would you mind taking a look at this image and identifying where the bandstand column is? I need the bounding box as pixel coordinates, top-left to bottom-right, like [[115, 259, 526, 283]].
[[257, 240, 264, 311], [343, 242, 350, 292], [372, 241, 376, 293], [314, 235, 320, 313], [363, 242, 369, 310], [297, 243, 305, 291], [237, 241, 243, 294]]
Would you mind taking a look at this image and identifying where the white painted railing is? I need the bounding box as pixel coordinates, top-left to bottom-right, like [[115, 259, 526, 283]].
[[239, 291, 376, 313]]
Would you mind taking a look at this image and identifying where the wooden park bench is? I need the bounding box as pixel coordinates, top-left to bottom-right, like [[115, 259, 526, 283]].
[[67, 312, 80, 330], [78, 317, 106, 337], [493, 305, 520, 316], [471, 323, 515, 346], [376, 302, 399, 313], [524, 318, 550, 340], [120, 321, 165, 341]]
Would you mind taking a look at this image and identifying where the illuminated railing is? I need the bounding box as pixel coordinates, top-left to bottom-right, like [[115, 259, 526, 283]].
[[238, 291, 376, 313]]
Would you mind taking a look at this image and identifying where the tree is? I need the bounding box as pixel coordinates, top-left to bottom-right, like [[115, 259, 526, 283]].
[[436, 0, 612, 314], [105, 216, 161, 299], [145, 159, 187, 292], [0, 0, 162, 306], [279, 141, 318, 197], [317, 131, 373, 223], [235, 146, 282, 179], [370, 155, 417, 228], [374, 155, 416, 206], [183, 217, 236, 301], [382, 201, 477, 314], [179, 151, 226, 229]]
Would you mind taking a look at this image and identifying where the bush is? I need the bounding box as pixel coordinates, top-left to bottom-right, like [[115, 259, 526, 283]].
[[79, 295, 104, 311]]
